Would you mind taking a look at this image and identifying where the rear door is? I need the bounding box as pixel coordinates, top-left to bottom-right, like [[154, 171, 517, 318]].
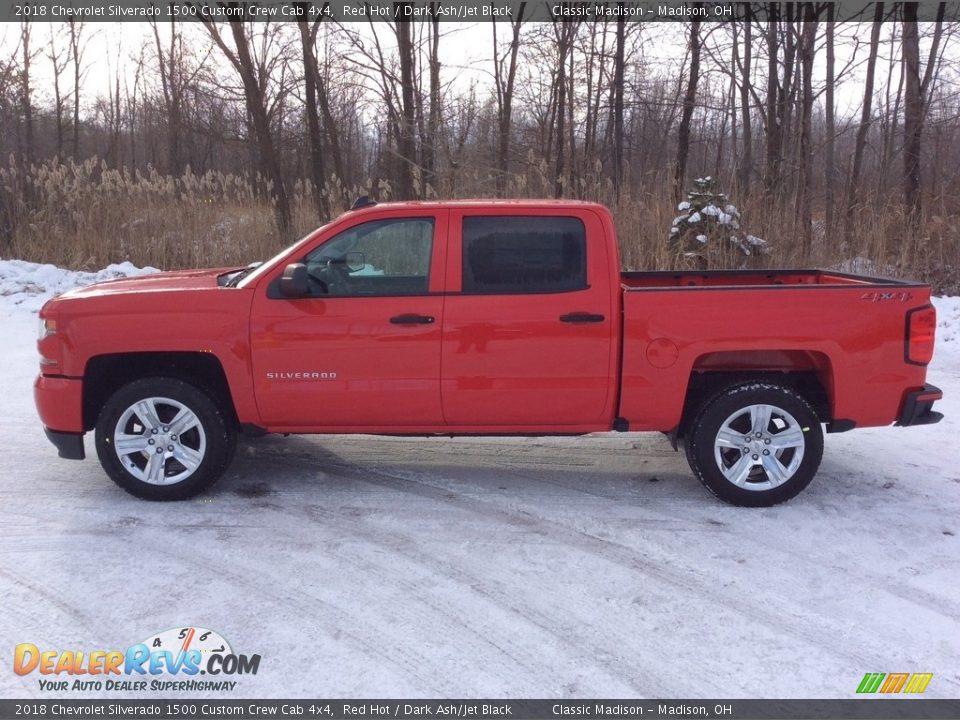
[[440, 209, 615, 427], [250, 210, 447, 429]]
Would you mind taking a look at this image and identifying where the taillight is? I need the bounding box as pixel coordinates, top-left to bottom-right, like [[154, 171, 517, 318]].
[[905, 305, 936, 365]]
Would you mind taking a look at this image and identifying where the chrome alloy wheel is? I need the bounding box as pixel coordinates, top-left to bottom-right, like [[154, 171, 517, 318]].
[[112, 397, 207, 485], [713, 403, 806, 491]]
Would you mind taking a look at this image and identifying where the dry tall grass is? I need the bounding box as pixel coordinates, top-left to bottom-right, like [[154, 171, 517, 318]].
[[2, 157, 958, 294]]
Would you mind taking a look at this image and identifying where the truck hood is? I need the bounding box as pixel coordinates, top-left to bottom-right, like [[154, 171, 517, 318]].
[[56, 267, 237, 300]]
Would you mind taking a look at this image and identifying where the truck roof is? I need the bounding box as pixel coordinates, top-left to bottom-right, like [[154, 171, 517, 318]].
[[347, 198, 608, 214]]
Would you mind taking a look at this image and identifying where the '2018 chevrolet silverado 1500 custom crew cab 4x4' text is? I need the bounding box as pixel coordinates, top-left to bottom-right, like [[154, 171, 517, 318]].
[[35, 200, 943, 506]]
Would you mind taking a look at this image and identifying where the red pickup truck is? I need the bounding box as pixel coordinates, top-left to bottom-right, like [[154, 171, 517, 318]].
[[35, 200, 943, 506]]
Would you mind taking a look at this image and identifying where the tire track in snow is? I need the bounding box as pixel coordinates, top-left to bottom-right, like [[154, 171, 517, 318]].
[[504, 464, 960, 622], [299, 442, 941, 681], [238, 444, 766, 696]]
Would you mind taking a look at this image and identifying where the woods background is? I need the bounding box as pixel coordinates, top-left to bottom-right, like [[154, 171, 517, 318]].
[[1, 4, 959, 292]]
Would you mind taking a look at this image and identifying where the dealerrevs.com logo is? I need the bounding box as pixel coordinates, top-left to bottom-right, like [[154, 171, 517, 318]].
[[13, 626, 261, 693]]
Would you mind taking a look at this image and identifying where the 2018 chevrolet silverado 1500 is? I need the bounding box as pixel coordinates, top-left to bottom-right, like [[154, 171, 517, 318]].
[[35, 200, 944, 506]]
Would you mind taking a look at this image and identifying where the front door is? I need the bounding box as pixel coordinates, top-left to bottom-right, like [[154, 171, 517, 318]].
[[250, 212, 447, 430]]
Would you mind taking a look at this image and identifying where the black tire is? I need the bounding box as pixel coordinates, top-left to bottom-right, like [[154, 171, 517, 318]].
[[684, 382, 824, 507], [95, 377, 236, 500]]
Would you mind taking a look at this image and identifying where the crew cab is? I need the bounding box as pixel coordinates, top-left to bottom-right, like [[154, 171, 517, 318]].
[[34, 200, 943, 506]]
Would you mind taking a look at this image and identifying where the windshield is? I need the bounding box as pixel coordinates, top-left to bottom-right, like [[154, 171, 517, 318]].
[[232, 222, 330, 289]]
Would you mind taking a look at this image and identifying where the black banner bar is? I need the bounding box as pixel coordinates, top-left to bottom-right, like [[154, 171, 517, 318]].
[[3, 0, 959, 23], [3, 700, 960, 720]]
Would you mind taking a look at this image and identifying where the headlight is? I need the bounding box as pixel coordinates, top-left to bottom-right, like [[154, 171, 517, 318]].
[[38, 316, 59, 368], [38, 317, 57, 341]]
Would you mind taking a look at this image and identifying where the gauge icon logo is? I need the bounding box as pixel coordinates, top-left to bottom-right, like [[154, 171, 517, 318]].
[[141, 626, 232, 659]]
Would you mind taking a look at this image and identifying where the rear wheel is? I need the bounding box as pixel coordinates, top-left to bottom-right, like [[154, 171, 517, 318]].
[[685, 382, 824, 507], [95, 377, 236, 500]]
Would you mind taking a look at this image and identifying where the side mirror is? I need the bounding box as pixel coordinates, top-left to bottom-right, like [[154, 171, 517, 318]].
[[279, 263, 310, 297], [345, 252, 365, 273]]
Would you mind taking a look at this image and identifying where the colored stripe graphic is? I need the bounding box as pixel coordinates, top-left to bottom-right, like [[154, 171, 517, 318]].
[[880, 673, 909, 693], [857, 673, 885, 693], [903, 673, 933, 694], [857, 672, 933, 694]]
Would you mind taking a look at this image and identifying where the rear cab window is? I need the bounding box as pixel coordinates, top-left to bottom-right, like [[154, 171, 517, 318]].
[[461, 216, 587, 294]]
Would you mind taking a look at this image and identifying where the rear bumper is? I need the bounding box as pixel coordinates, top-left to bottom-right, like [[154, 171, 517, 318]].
[[896, 384, 944, 427], [44, 428, 85, 460]]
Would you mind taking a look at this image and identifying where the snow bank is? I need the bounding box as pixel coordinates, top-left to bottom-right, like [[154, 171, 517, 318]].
[[933, 295, 960, 358], [0, 259, 160, 312]]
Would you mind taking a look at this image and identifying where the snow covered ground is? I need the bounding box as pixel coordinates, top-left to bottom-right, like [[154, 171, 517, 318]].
[[0, 259, 958, 700]]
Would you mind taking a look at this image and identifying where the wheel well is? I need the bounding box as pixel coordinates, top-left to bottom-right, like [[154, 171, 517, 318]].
[[83, 352, 237, 430], [677, 370, 831, 441]]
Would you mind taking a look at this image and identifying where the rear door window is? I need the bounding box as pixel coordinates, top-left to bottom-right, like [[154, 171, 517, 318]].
[[461, 216, 587, 294]]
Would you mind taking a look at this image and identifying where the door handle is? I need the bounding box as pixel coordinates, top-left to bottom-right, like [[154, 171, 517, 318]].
[[390, 314, 435, 325], [560, 312, 605, 324]]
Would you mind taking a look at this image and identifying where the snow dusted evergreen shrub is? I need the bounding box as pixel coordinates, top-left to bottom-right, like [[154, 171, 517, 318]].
[[669, 177, 768, 268]]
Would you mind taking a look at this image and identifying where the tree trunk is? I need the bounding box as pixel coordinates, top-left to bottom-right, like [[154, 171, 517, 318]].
[[673, 18, 701, 202], [19, 23, 34, 166], [395, 18, 419, 199], [314, 60, 345, 188], [613, 16, 625, 199], [424, 14, 440, 191], [69, 20, 82, 158], [844, 2, 883, 243], [151, 20, 184, 176], [737, 7, 752, 195], [298, 20, 329, 222], [795, 9, 817, 259], [824, 7, 836, 236], [902, 3, 922, 222], [764, 6, 782, 196], [493, 6, 524, 197], [552, 23, 575, 198]]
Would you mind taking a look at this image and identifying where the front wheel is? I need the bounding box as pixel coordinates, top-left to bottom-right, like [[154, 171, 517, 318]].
[[684, 382, 824, 507], [95, 377, 236, 500]]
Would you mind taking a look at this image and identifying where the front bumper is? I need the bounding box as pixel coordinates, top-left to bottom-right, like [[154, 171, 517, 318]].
[[35, 374, 86, 459], [896, 384, 944, 427], [34, 374, 84, 432]]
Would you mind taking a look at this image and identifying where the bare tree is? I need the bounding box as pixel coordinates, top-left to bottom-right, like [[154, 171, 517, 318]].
[[47, 25, 71, 159], [395, 17, 419, 198], [674, 17, 701, 202], [902, 1, 947, 223], [200, 20, 293, 239], [795, 8, 818, 258], [734, 7, 752, 195], [492, 4, 525, 197], [67, 20, 89, 157], [551, 20, 577, 198], [824, 7, 836, 235], [764, 7, 782, 195], [844, 2, 883, 243], [423, 12, 441, 190], [18, 22, 35, 165], [902, 3, 923, 221], [612, 16, 625, 199], [298, 18, 330, 220], [150, 20, 208, 176]]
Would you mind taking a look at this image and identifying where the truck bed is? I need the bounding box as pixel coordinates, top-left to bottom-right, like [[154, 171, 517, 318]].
[[616, 268, 932, 433], [621, 268, 918, 290]]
